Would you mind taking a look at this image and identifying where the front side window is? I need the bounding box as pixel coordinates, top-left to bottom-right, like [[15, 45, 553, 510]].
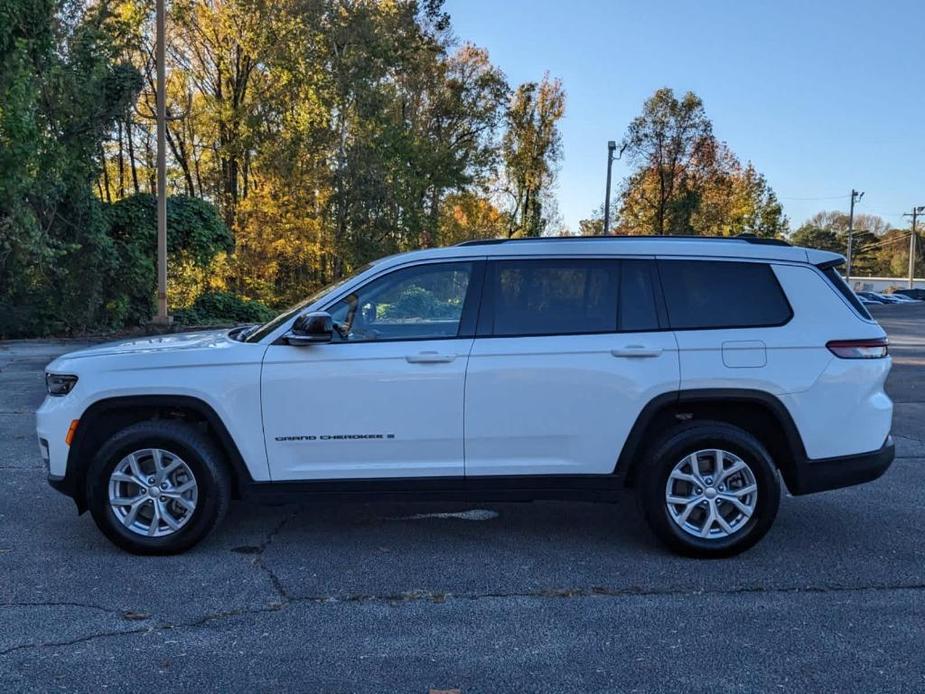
[[245, 264, 373, 343], [327, 262, 473, 342], [658, 260, 792, 330]]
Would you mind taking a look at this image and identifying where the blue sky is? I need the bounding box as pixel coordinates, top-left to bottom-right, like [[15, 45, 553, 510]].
[[445, 0, 925, 231]]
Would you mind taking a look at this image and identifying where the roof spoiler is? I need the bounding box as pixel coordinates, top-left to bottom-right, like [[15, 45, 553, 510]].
[[816, 258, 844, 270]]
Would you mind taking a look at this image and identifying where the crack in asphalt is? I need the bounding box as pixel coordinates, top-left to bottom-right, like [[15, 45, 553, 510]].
[[3, 581, 925, 658], [246, 508, 300, 605], [0, 601, 137, 617]]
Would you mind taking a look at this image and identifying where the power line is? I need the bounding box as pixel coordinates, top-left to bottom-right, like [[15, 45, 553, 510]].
[[854, 231, 911, 253], [778, 193, 852, 201]]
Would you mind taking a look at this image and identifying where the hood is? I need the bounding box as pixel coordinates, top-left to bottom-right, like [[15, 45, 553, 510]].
[[50, 329, 235, 363]]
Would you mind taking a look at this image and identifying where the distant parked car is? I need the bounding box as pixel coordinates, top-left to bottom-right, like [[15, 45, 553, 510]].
[[857, 295, 881, 306], [857, 292, 911, 305], [857, 292, 890, 304], [886, 293, 922, 304], [893, 288, 925, 300]]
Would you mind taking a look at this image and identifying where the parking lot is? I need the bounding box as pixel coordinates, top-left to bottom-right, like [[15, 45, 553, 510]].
[[1, 305, 924, 692]]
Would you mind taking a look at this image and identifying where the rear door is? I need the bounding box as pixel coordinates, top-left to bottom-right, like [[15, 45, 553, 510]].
[[463, 257, 680, 477]]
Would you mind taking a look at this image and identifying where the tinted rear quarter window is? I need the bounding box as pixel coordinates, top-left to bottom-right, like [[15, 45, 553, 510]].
[[821, 266, 872, 319], [658, 260, 792, 329]]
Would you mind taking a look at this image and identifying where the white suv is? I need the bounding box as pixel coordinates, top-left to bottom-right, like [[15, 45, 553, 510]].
[[37, 236, 894, 557]]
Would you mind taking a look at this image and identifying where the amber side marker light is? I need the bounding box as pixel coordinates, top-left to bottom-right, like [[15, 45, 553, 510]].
[[826, 337, 889, 359], [65, 420, 79, 446]]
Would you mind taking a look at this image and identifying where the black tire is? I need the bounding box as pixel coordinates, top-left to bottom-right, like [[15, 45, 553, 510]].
[[86, 420, 231, 555], [637, 421, 780, 558]]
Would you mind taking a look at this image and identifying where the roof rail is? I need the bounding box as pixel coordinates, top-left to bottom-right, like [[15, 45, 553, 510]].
[[456, 234, 791, 248]]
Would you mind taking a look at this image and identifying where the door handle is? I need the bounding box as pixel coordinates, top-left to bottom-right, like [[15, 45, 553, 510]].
[[405, 351, 457, 364], [611, 345, 663, 358]]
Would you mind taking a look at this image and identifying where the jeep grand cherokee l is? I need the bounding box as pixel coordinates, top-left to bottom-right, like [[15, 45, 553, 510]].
[[37, 235, 894, 557]]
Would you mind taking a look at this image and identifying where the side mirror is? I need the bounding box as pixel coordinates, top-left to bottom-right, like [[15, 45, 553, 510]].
[[285, 311, 334, 345]]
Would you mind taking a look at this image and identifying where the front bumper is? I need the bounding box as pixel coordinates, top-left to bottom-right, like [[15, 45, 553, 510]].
[[788, 436, 895, 496]]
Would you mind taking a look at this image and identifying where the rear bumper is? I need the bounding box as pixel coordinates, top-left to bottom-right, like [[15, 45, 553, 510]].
[[788, 436, 895, 495]]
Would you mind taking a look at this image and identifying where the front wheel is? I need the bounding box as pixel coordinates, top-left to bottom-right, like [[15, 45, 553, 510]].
[[86, 421, 231, 555], [637, 421, 781, 558]]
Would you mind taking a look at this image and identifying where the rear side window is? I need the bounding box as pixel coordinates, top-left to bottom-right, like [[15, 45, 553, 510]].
[[657, 260, 792, 330], [490, 259, 618, 336], [821, 266, 872, 319], [484, 258, 661, 337]]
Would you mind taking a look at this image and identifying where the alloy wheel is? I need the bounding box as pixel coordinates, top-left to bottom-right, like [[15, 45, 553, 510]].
[[664, 448, 758, 540], [107, 448, 198, 538]]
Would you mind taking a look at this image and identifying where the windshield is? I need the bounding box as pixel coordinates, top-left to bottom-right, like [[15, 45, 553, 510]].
[[244, 264, 372, 343]]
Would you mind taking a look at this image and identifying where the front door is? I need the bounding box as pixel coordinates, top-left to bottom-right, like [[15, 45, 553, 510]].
[[261, 260, 482, 480]]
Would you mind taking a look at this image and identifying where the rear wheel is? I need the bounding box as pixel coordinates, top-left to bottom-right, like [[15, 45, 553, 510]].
[[86, 421, 231, 555], [637, 421, 780, 558]]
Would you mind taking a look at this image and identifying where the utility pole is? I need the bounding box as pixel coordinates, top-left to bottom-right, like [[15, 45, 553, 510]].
[[845, 189, 864, 282], [603, 141, 616, 235], [904, 206, 925, 289], [154, 0, 169, 324]]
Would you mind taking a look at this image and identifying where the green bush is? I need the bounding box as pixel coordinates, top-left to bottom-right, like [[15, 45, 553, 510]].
[[378, 286, 460, 320], [172, 290, 274, 326], [104, 194, 234, 327]]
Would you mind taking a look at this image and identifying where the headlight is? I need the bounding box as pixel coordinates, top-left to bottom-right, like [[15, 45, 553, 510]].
[[46, 373, 78, 396]]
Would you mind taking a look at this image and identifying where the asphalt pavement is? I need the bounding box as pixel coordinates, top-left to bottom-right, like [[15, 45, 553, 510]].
[[1, 306, 923, 692]]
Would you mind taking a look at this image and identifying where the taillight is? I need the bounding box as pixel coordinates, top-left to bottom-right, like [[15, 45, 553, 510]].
[[826, 337, 889, 359]]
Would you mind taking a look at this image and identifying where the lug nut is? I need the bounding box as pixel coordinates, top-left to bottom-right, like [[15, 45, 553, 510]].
[[148, 477, 156, 484], [718, 485, 725, 492], [160, 482, 169, 489], [695, 488, 702, 494], [705, 477, 713, 485]]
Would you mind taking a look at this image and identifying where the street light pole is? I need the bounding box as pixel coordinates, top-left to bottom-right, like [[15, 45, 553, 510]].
[[845, 189, 863, 282], [603, 141, 616, 235], [905, 206, 924, 289], [154, 0, 169, 323]]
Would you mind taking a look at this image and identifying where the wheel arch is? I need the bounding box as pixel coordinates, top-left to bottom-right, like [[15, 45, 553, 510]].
[[64, 395, 254, 512], [616, 389, 807, 492]]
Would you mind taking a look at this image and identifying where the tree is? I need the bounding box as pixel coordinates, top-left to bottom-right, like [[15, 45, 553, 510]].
[[617, 89, 787, 238], [577, 201, 619, 236], [869, 228, 918, 277], [790, 225, 842, 254], [500, 74, 566, 237], [789, 210, 894, 276], [0, 0, 142, 337], [437, 191, 508, 245], [3, 0, 568, 335], [729, 164, 788, 238], [618, 88, 714, 236], [95, 0, 513, 307]]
